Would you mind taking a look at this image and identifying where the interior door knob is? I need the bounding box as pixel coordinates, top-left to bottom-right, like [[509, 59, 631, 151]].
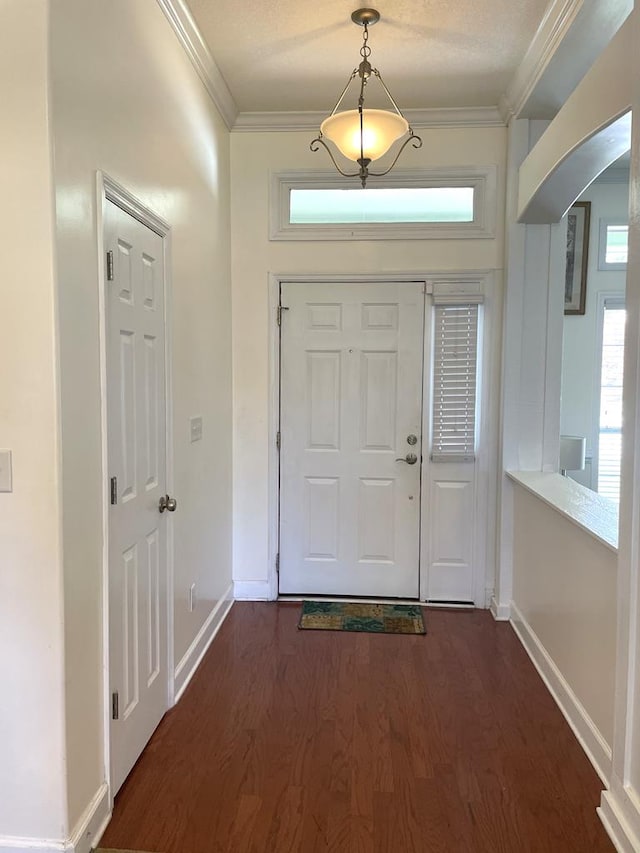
[[159, 494, 177, 513], [395, 453, 418, 465]]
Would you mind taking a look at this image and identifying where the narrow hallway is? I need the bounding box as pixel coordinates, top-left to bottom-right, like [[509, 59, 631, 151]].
[[100, 603, 612, 852]]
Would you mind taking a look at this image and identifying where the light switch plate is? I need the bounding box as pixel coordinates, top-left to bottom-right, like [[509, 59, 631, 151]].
[[190, 416, 203, 443], [0, 450, 13, 492]]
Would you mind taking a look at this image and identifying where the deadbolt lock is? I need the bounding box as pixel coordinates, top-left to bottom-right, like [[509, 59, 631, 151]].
[[407, 434, 418, 445]]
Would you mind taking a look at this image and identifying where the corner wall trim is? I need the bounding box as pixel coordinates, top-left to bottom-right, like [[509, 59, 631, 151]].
[[155, 0, 238, 129], [0, 783, 110, 853], [233, 580, 273, 600], [174, 585, 234, 702], [490, 596, 511, 621], [599, 791, 640, 853], [510, 602, 612, 786], [68, 783, 110, 853]]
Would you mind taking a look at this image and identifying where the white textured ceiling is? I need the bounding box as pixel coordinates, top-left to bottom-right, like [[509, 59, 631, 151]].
[[186, 0, 551, 113]]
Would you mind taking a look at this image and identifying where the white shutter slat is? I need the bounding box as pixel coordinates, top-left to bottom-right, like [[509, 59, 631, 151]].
[[431, 303, 478, 462]]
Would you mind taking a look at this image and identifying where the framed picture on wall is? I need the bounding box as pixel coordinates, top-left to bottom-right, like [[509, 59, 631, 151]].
[[564, 201, 591, 315]]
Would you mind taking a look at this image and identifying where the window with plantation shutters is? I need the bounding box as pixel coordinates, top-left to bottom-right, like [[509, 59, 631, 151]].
[[431, 303, 479, 462]]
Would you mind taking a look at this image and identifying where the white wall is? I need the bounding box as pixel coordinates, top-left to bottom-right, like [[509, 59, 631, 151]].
[[511, 483, 617, 773], [230, 127, 506, 598], [49, 0, 233, 836], [0, 1, 68, 841], [561, 180, 629, 489]]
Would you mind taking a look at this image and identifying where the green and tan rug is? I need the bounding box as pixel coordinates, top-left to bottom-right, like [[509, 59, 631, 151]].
[[298, 601, 426, 634]]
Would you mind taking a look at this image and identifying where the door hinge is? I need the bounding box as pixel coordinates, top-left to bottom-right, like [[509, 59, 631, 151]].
[[106, 250, 114, 282], [275, 553, 280, 573], [276, 431, 281, 450], [112, 691, 119, 720], [277, 305, 289, 326], [424, 281, 433, 295], [110, 476, 118, 505]]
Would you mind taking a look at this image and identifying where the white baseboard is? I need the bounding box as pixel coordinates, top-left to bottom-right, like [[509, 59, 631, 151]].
[[174, 584, 234, 702], [0, 839, 66, 852], [233, 579, 273, 600], [490, 595, 511, 621], [68, 783, 110, 853], [0, 783, 110, 853], [599, 790, 640, 853], [510, 602, 612, 786]]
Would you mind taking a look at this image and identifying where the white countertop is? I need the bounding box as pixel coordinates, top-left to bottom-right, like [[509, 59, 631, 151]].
[[507, 470, 619, 553]]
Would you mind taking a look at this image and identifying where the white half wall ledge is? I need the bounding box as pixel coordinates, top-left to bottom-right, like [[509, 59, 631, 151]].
[[517, 17, 632, 224]]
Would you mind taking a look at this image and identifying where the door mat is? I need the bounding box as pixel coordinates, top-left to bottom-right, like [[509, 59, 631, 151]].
[[298, 601, 426, 634]]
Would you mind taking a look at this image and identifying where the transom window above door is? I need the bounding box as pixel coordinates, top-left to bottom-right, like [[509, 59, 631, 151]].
[[270, 167, 497, 241], [290, 187, 474, 224]]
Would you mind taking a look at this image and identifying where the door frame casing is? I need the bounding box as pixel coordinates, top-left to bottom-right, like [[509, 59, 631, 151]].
[[96, 172, 174, 809], [268, 271, 497, 605]]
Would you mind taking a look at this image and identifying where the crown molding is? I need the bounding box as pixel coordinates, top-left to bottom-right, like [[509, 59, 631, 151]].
[[500, 0, 632, 123], [155, 0, 504, 134], [156, 0, 238, 129], [500, 0, 583, 122], [232, 106, 504, 133]]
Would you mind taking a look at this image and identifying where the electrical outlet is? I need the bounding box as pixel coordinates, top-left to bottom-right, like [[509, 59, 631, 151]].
[[189, 583, 196, 612], [0, 450, 12, 492]]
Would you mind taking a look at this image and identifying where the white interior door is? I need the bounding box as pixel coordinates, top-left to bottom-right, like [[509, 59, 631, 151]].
[[279, 282, 424, 598], [105, 199, 169, 794]]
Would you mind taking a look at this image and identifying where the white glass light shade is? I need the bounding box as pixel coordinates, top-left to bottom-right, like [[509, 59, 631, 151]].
[[320, 109, 409, 162]]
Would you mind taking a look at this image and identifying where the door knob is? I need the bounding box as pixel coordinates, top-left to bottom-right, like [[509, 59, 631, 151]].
[[159, 494, 177, 513], [395, 453, 418, 465]]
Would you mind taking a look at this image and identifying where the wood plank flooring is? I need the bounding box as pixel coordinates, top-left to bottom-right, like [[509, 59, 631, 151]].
[[100, 603, 614, 852]]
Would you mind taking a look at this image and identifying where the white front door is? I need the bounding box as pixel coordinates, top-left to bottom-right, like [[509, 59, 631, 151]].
[[279, 282, 424, 598], [105, 199, 169, 794]]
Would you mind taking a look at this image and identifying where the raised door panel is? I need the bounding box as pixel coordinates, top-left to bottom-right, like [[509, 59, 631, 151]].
[[122, 544, 139, 720], [360, 351, 397, 451], [305, 477, 340, 561], [307, 351, 342, 450], [145, 530, 161, 688], [358, 478, 395, 563], [119, 331, 137, 503], [143, 335, 159, 491], [427, 476, 474, 602]]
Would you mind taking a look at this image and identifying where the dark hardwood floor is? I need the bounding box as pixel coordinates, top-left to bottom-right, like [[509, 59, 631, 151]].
[[100, 603, 613, 852]]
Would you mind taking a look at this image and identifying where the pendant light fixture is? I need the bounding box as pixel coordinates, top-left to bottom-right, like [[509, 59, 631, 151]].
[[311, 8, 422, 188]]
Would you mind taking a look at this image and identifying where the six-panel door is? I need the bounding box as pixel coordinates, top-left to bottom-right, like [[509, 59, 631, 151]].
[[105, 199, 168, 794], [279, 282, 424, 598]]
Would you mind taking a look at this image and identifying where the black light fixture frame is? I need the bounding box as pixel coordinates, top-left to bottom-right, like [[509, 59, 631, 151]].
[[310, 8, 422, 188]]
